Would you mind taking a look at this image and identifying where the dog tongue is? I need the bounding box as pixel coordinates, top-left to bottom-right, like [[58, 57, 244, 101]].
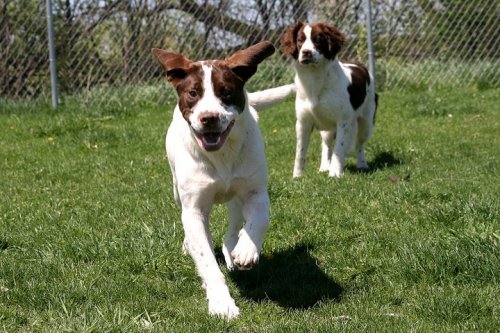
[[202, 133, 221, 147], [194, 120, 234, 152], [203, 133, 220, 144]]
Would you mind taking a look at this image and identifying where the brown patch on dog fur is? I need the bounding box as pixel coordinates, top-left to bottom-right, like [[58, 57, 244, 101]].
[[346, 62, 370, 110], [225, 41, 275, 81], [210, 61, 247, 113], [281, 21, 345, 60], [175, 64, 204, 121], [219, 41, 275, 112], [281, 20, 304, 59], [152, 49, 193, 87], [152, 48, 203, 121], [309, 23, 345, 60], [152, 42, 275, 121]]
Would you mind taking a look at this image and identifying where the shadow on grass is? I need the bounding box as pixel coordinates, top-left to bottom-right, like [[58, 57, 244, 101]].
[[226, 243, 342, 309], [0, 239, 14, 251], [347, 151, 402, 174]]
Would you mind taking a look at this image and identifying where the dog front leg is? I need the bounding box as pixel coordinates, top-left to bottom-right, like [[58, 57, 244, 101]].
[[231, 190, 270, 270], [181, 208, 239, 320], [319, 130, 335, 172], [329, 118, 356, 177], [294, 120, 314, 177], [223, 198, 244, 270]]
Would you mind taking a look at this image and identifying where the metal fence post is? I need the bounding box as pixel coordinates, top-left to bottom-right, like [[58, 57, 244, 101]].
[[46, 0, 58, 109], [4, 1, 497, 102], [365, 0, 376, 89]]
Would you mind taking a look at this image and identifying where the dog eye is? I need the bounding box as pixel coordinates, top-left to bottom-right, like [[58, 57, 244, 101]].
[[316, 34, 326, 42], [221, 88, 232, 99], [188, 90, 197, 98]]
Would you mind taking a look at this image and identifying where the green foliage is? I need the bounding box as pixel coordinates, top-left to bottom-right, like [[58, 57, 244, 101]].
[[1, 87, 499, 331]]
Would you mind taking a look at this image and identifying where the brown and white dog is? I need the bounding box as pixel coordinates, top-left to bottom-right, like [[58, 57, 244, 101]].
[[152, 42, 293, 319], [281, 21, 378, 177]]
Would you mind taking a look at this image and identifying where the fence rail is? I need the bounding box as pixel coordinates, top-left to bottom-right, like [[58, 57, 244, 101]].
[[1, 0, 498, 108]]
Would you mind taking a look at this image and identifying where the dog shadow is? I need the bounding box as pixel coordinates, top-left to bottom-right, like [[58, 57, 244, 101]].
[[223, 243, 343, 309], [347, 151, 402, 174]]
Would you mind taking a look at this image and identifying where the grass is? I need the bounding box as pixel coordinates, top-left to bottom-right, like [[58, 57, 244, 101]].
[[376, 58, 500, 92], [0, 86, 499, 332], [4, 57, 497, 115]]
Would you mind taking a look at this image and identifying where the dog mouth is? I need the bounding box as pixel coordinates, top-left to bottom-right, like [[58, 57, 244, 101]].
[[299, 58, 316, 65], [193, 120, 235, 152]]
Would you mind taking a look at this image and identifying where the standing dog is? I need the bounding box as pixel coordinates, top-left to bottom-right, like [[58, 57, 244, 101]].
[[152, 42, 292, 319], [281, 21, 378, 177]]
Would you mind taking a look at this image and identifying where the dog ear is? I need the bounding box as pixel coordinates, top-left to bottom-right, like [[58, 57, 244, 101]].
[[152, 48, 192, 86], [225, 41, 275, 82], [281, 20, 303, 59], [323, 24, 345, 59]]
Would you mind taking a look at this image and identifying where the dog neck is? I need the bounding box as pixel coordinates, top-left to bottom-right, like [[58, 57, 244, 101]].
[[294, 58, 343, 96]]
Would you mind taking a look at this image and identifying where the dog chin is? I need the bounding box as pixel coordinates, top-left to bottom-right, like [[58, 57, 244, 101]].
[[193, 120, 235, 152], [299, 57, 320, 65]]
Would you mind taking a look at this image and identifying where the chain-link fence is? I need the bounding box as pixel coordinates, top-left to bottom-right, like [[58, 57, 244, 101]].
[[1, 0, 498, 108]]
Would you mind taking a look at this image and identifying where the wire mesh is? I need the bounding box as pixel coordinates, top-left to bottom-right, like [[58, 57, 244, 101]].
[[0, 0, 498, 107]]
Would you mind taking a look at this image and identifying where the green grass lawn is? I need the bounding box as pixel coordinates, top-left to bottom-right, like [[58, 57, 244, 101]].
[[1, 87, 499, 332]]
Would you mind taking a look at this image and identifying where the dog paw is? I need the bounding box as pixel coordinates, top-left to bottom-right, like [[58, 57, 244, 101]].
[[319, 164, 330, 173], [207, 288, 240, 320], [293, 169, 304, 178], [231, 230, 260, 270], [182, 238, 189, 255], [222, 242, 235, 271], [357, 161, 369, 170], [328, 168, 344, 177], [329, 159, 343, 177]]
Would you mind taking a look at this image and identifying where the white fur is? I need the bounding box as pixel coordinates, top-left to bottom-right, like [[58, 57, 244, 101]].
[[292, 25, 376, 177], [166, 67, 292, 319], [298, 26, 322, 64]]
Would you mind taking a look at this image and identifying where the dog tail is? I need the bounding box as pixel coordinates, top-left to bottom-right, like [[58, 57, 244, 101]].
[[248, 84, 296, 111]]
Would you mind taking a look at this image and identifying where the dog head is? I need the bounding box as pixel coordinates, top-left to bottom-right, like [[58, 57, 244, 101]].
[[153, 41, 275, 152], [281, 21, 345, 65]]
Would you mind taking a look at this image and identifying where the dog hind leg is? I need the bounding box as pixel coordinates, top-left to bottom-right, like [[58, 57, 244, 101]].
[[355, 116, 372, 170]]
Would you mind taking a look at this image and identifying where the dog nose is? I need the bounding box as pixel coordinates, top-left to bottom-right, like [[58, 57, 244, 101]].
[[301, 49, 313, 59], [199, 112, 220, 126]]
